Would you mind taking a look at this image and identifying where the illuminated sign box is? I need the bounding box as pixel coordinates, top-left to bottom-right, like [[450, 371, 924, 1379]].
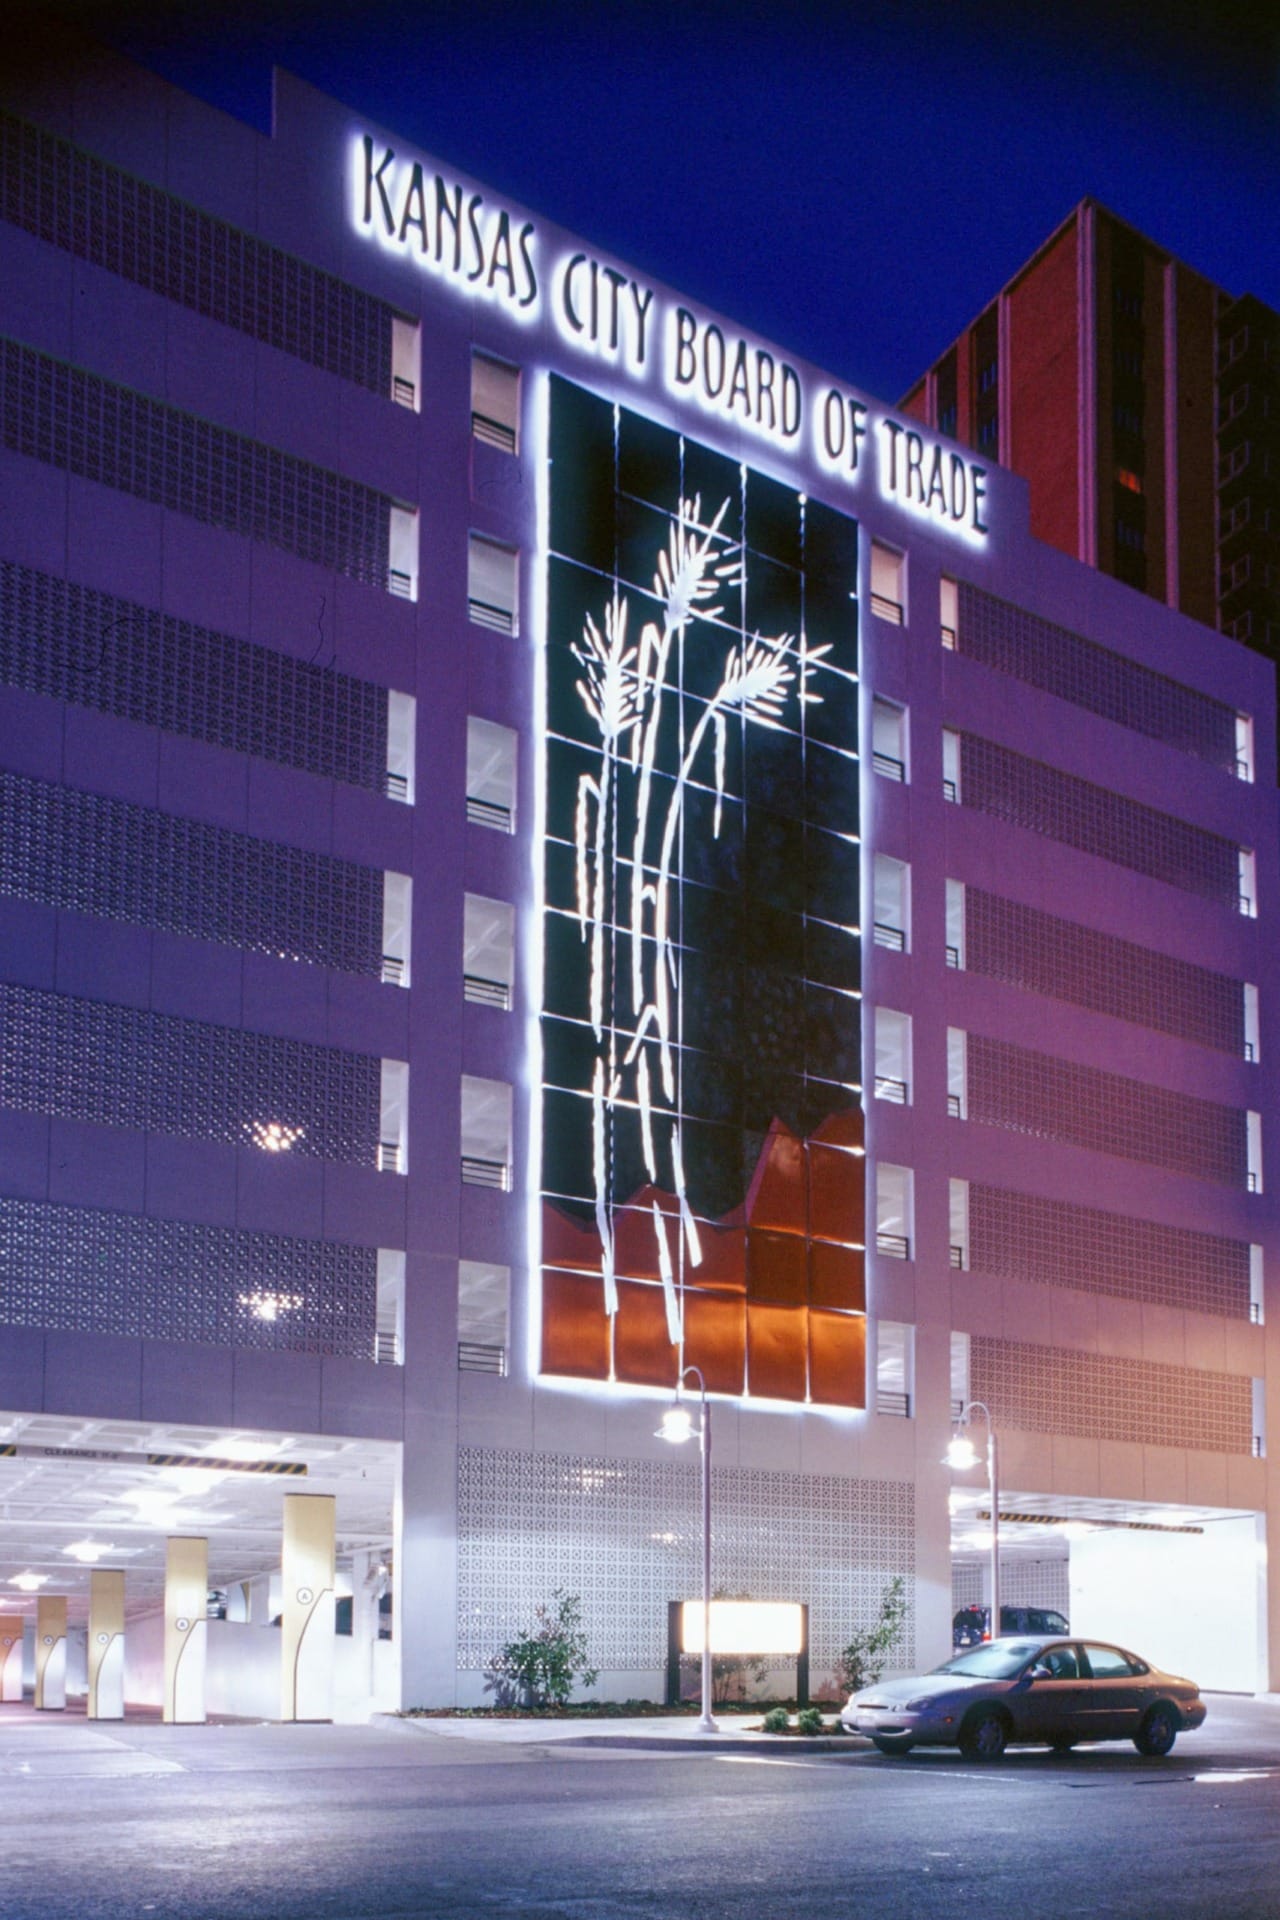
[[679, 1600, 804, 1656], [666, 1600, 809, 1707]]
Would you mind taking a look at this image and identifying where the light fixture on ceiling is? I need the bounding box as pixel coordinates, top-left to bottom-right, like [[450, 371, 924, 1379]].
[[64, 1540, 111, 1564], [9, 1571, 48, 1592]]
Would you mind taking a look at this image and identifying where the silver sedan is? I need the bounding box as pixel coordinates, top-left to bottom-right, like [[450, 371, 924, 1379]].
[[842, 1636, 1207, 1759]]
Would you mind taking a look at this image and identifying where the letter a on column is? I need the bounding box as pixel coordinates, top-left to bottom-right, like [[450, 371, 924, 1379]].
[[164, 1537, 208, 1724], [34, 1595, 67, 1710], [88, 1569, 126, 1720], [0, 1614, 24, 1702], [281, 1493, 336, 1722]]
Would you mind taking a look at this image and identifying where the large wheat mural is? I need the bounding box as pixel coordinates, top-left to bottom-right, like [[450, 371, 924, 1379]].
[[571, 493, 829, 1345]]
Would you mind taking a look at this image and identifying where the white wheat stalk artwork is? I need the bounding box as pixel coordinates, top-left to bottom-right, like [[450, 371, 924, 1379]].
[[571, 494, 828, 1344]]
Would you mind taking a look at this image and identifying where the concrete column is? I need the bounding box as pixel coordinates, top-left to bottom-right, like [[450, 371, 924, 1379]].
[[281, 1493, 335, 1723], [0, 1614, 23, 1701], [88, 1570, 125, 1720], [34, 1596, 67, 1710], [163, 1537, 207, 1724]]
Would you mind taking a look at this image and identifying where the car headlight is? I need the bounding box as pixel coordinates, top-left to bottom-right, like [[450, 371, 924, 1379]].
[[903, 1696, 937, 1711]]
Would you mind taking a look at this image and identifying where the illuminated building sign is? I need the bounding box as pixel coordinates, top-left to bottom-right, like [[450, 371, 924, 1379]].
[[679, 1599, 805, 1656], [538, 378, 866, 1409], [351, 138, 990, 539]]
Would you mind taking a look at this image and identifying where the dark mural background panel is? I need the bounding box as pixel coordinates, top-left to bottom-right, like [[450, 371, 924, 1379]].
[[540, 375, 864, 1408]]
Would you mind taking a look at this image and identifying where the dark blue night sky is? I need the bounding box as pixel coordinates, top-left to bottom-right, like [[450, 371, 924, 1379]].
[[20, 0, 1279, 407]]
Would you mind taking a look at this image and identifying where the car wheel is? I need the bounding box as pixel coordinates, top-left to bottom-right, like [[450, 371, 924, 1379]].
[[871, 1735, 914, 1756], [959, 1708, 1008, 1760], [1133, 1706, 1178, 1757]]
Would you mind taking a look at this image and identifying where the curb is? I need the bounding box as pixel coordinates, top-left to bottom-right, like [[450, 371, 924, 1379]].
[[376, 1714, 871, 1754]]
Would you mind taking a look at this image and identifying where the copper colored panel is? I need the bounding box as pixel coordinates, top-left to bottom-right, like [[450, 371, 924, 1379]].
[[541, 1202, 603, 1273], [614, 1198, 671, 1280], [812, 1106, 865, 1154], [745, 1119, 807, 1233], [688, 1222, 747, 1292], [541, 1266, 610, 1379], [613, 1280, 679, 1388], [746, 1302, 808, 1402], [746, 1228, 807, 1305], [683, 1290, 746, 1395], [808, 1142, 865, 1246], [809, 1239, 866, 1312], [809, 1309, 867, 1408]]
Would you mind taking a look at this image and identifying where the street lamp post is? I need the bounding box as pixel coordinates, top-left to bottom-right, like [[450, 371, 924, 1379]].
[[657, 1365, 718, 1733], [944, 1400, 1000, 1638]]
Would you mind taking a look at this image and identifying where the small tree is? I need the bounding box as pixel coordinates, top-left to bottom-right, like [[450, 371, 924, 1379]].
[[836, 1576, 908, 1697], [493, 1588, 599, 1709]]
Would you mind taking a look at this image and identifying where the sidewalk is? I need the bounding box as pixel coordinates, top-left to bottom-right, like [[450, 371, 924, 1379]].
[[376, 1711, 864, 1752]]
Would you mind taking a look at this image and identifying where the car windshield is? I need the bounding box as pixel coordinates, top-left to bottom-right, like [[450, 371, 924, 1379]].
[[932, 1641, 1042, 1679]]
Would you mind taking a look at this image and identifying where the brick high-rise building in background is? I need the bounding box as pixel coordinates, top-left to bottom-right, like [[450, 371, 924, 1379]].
[[901, 200, 1279, 670]]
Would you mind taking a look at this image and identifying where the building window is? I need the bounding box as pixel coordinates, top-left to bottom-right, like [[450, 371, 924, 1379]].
[[940, 576, 958, 650], [1251, 1247, 1265, 1326], [945, 878, 965, 969], [388, 505, 419, 601], [876, 1321, 914, 1417], [1113, 403, 1143, 439], [1248, 1111, 1263, 1194], [976, 415, 998, 453], [872, 697, 908, 782], [1237, 713, 1255, 783], [379, 1060, 409, 1174], [472, 353, 521, 454], [950, 1330, 970, 1419], [942, 728, 961, 803], [458, 1259, 511, 1374], [872, 854, 910, 952], [1115, 518, 1146, 553], [468, 534, 519, 634], [875, 1163, 914, 1261], [466, 716, 518, 831], [946, 1027, 967, 1119], [391, 316, 421, 411], [1244, 984, 1260, 1064], [463, 894, 515, 1009], [1219, 441, 1251, 487], [874, 1008, 912, 1105], [385, 690, 416, 803], [382, 873, 413, 988], [376, 1250, 405, 1365], [461, 1075, 513, 1189], [1239, 848, 1257, 918], [1113, 283, 1143, 321], [870, 541, 905, 625], [1222, 554, 1252, 595], [949, 1178, 969, 1271]]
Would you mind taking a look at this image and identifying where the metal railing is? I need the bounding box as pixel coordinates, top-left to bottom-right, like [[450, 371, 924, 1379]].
[[468, 597, 515, 635], [466, 795, 514, 832], [870, 592, 904, 625], [945, 943, 961, 969], [940, 624, 958, 651], [947, 1092, 964, 1118], [374, 1330, 401, 1365], [381, 953, 406, 987], [876, 1388, 911, 1417], [378, 1139, 403, 1174], [464, 973, 512, 1010], [943, 777, 958, 803], [875, 1231, 910, 1260], [873, 921, 906, 951], [472, 411, 517, 454], [873, 751, 905, 781], [459, 1341, 508, 1375], [874, 1076, 908, 1105], [388, 568, 413, 599], [384, 769, 410, 804], [950, 1244, 966, 1270], [392, 376, 416, 409], [462, 1156, 511, 1191]]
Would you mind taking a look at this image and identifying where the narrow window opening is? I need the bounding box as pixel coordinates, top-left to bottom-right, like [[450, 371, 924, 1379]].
[[388, 505, 419, 601], [375, 1249, 405, 1364], [872, 697, 908, 783], [468, 534, 519, 634], [946, 1027, 967, 1120], [1247, 1110, 1263, 1193], [385, 690, 416, 804], [870, 541, 905, 625], [382, 873, 413, 988], [876, 1322, 914, 1417], [940, 576, 958, 650], [461, 1075, 513, 1190], [463, 894, 515, 1010], [391, 316, 421, 411], [950, 1331, 971, 1421], [942, 728, 961, 804], [1236, 713, 1255, 782], [875, 1163, 913, 1261], [472, 353, 521, 454], [379, 1059, 409, 1174], [874, 1007, 912, 1105], [949, 1178, 969, 1270], [466, 716, 517, 831], [945, 878, 966, 970], [458, 1259, 511, 1374], [1244, 983, 1260, 1063], [1250, 1246, 1265, 1326], [1239, 847, 1257, 918], [872, 854, 910, 952]]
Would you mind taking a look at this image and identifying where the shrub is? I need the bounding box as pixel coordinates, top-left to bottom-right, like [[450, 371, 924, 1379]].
[[492, 1588, 599, 1709], [836, 1575, 909, 1697], [762, 1707, 790, 1734], [796, 1707, 824, 1735]]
